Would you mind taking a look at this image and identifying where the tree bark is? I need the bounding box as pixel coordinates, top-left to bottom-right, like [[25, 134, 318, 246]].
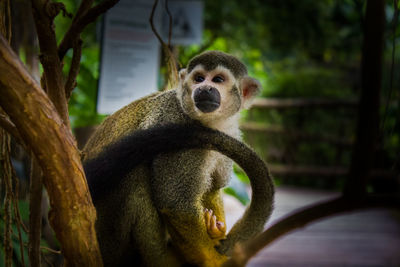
[[1, 129, 13, 267], [28, 156, 43, 267], [30, 0, 69, 126], [0, 34, 103, 266]]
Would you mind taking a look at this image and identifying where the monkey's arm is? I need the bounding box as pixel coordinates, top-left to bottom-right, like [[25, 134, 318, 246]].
[[152, 152, 227, 267], [202, 156, 232, 240], [204, 193, 227, 240]]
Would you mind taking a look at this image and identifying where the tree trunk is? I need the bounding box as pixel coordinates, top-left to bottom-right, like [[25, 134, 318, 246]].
[[0, 34, 103, 266], [344, 0, 385, 198]]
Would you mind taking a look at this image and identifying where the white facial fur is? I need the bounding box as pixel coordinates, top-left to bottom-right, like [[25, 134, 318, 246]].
[[177, 64, 260, 134], [178, 65, 238, 125]]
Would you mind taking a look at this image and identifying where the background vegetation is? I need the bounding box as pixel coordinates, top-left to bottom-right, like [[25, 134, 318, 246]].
[[65, 0, 399, 192]]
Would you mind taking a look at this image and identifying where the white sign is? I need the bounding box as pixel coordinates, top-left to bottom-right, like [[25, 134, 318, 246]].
[[97, 0, 203, 114], [97, 0, 161, 114], [162, 0, 203, 45]]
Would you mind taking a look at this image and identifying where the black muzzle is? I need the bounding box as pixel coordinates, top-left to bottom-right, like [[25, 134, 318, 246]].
[[193, 86, 221, 113]]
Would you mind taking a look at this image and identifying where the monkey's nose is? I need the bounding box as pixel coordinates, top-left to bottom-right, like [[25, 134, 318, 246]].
[[194, 87, 221, 113]]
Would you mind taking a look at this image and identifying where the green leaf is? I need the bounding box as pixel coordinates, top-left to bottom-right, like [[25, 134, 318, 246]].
[[224, 172, 250, 205], [233, 164, 250, 184]]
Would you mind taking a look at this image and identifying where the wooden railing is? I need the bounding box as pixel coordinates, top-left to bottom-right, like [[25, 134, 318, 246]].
[[242, 97, 395, 180], [251, 97, 358, 109]]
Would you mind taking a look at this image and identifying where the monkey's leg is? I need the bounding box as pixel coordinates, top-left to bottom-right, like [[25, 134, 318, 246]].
[[130, 209, 183, 267], [128, 176, 183, 267], [161, 208, 228, 267]]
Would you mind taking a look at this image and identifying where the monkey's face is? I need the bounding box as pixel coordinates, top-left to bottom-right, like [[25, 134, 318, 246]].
[[178, 64, 261, 126]]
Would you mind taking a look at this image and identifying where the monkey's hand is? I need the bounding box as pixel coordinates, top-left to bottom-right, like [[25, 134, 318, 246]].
[[204, 208, 226, 239]]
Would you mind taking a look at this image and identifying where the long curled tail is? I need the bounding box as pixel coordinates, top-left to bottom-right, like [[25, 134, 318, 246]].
[[83, 122, 274, 254]]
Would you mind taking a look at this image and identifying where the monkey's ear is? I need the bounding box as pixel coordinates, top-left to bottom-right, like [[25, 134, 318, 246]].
[[179, 68, 187, 82], [241, 76, 261, 109]]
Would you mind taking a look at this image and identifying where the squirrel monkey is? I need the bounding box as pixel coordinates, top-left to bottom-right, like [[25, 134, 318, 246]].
[[83, 51, 274, 267]]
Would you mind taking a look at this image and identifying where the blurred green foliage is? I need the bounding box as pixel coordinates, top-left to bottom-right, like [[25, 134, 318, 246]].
[[55, 0, 399, 193], [179, 0, 399, 192]]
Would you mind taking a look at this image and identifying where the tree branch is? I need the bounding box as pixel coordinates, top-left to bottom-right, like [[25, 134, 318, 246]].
[[1, 129, 13, 267], [73, 0, 95, 21], [0, 34, 102, 267], [165, 0, 172, 47], [0, 111, 22, 142], [30, 0, 69, 126], [81, 0, 120, 27], [150, 0, 166, 47], [0, 0, 12, 42], [56, 0, 119, 99], [150, 0, 179, 89], [224, 195, 400, 267], [58, 0, 120, 61], [28, 155, 43, 267], [65, 39, 82, 100], [12, 170, 27, 267], [0, 108, 30, 152]]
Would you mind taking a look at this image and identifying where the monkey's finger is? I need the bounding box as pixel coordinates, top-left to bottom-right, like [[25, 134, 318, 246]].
[[204, 209, 211, 229], [208, 209, 214, 216], [208, 209, 215, 224], [210, 215, 219, 234], [216, 221, 226, 233]]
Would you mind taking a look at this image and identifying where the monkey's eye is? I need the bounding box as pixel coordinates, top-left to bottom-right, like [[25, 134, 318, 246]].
[[194, 75, 205, 83], [212, 76, 224, 83]]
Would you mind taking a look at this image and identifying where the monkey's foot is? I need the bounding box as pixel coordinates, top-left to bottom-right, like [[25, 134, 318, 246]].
[[204, 209, 226, 239]]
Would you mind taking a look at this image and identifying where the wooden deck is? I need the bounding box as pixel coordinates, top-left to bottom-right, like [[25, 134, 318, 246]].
[[224, 186, 400, 267]]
